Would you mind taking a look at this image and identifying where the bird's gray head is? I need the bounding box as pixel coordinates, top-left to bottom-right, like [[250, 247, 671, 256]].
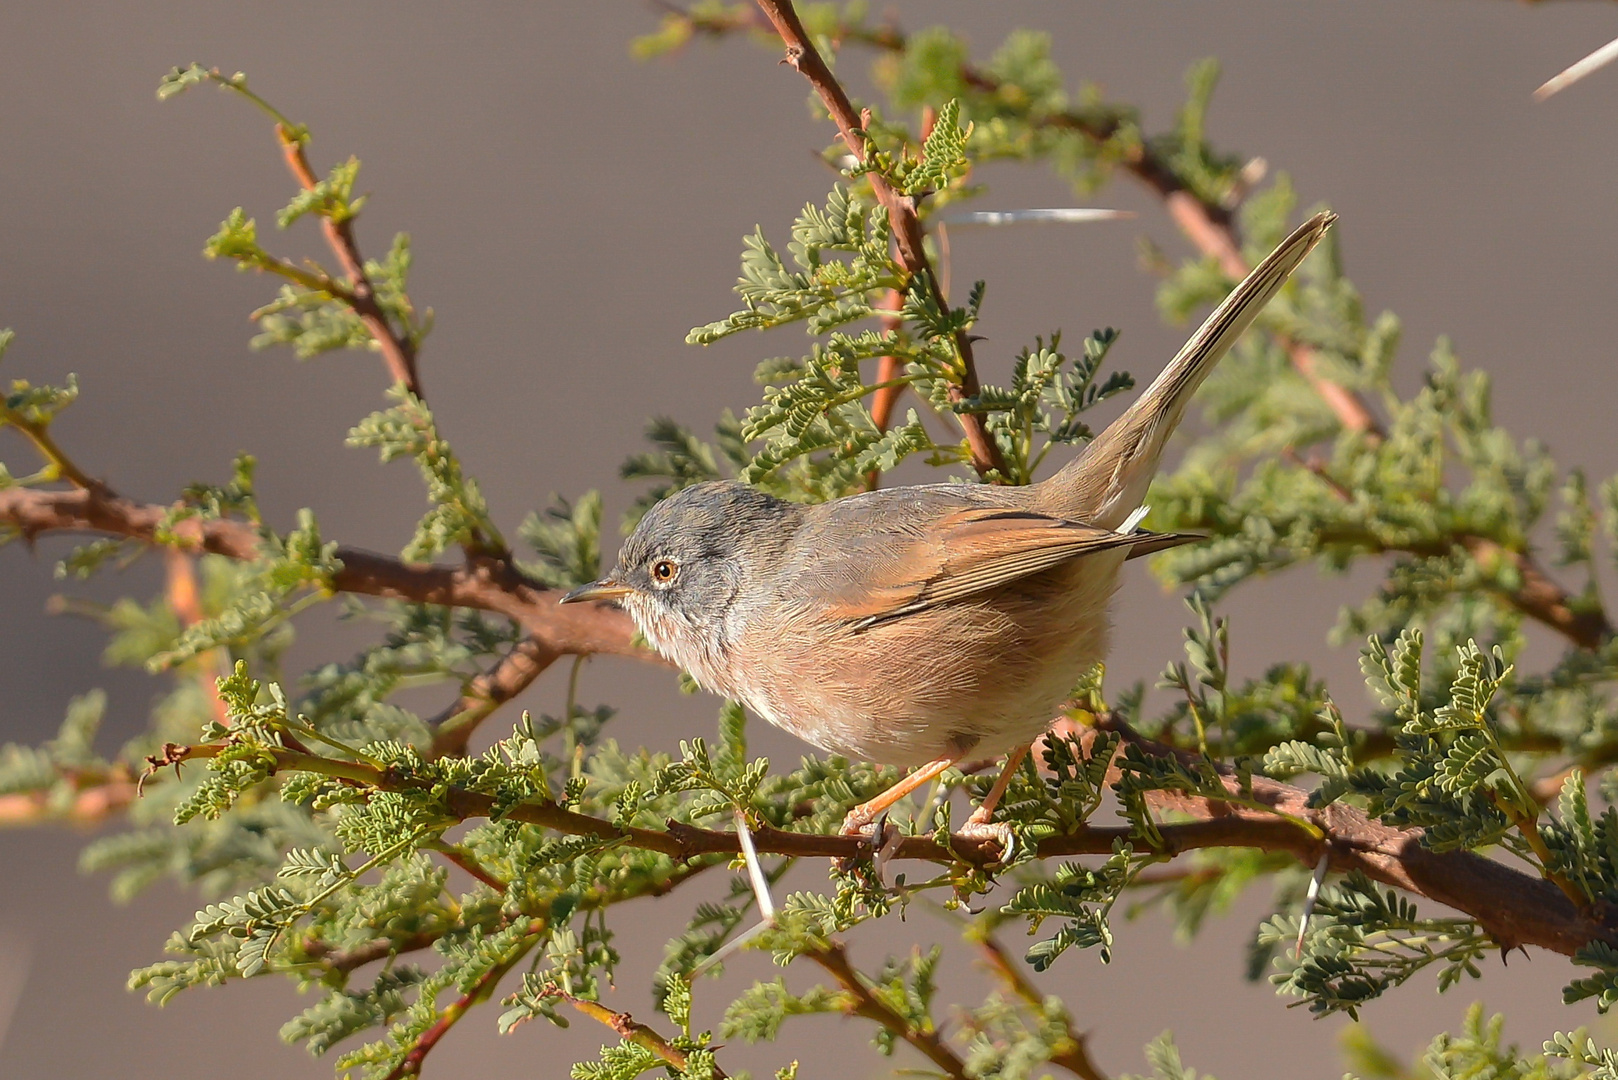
[[560, 480, 794, 689]]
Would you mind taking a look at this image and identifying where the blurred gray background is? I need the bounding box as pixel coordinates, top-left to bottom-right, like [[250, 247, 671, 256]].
[[3, 2, 1618, 1077]]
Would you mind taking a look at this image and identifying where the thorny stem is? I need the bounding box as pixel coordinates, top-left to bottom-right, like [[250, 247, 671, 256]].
[[556, 994, 729, 1078], [152, 732, 1616, 958], [750, 0, 1010, 481], [272, 125, 423, 400], [806, 940, 970, 1080], [382, 938, 538, 1080], [669, 2, 1376, 436], [967, 920, 1108, 1080], [3, 478, 634, 760], [0, 407, 100, 491]]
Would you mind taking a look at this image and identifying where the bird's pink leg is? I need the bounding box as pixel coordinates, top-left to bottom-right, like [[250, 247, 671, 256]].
[[840, 756, 960, 837], [965, 743, 1032, 827]]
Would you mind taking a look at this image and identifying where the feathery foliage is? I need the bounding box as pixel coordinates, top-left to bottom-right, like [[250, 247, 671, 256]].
[[4, 9, 1618, 1080]]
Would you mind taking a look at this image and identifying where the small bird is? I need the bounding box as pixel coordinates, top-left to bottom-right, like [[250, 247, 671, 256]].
[[564, 212, 1335, 849]]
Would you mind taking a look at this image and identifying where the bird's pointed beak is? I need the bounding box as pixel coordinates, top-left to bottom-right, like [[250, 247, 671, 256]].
[[559, 579, 634, 605]]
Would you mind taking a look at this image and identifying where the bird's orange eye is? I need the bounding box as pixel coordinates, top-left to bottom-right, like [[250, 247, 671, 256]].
[[651, 559, 678, 585]]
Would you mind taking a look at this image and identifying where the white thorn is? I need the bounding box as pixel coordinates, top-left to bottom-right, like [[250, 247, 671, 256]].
[[1225, 157, 1270, 209], [734, 807, 775, 921], [1294, 851, 1331, 957], [1535, 35, 1618, 101], [688, 810, 778, 980]]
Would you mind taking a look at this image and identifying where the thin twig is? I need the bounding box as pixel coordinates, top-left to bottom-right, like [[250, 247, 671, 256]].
[[0, 406, 102, 492], [970, 925, 1107, 1080], [557, 993, 729, 1078], [807, 941, 969, 1080], [274, 126, 422, 399], [751, 0, 1009, 481], [428, 842, 509, 892], [381, 937, 537, 1080], [0, 486, 645, 659], [866, 289, 906, 490], [428, 635, 559, 758]]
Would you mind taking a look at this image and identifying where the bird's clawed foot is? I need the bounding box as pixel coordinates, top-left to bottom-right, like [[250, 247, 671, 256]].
[[839, 808, 904, 882], [839, 803, 880, 841], [953, 811, 1016, 864]]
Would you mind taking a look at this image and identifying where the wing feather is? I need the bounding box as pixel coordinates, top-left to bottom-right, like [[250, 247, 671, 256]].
[[833, 506, 1198, 631]]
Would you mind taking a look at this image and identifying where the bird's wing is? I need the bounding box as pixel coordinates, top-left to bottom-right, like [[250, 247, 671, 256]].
[[813, 505, 1198, 631]]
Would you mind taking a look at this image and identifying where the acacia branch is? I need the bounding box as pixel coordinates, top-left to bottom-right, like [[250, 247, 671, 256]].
[[309, 929, 446, 976], [750, 0, 1008, 481], [1460, 535, 1610, 648], [557, 994, 730, 1078], [274, 126, 422, 399], [969, 927, 1107, 1080], [679, 3, 1374, 432], [162, 729, 1615, 960], [806, 941, 969, 1080], [0, 485, 643, 658], [381, 936, 537, 1080], [427, 635, 559, 758]]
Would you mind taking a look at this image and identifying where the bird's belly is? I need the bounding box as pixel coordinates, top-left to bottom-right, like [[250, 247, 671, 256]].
[[744, 553, 1126, 768]]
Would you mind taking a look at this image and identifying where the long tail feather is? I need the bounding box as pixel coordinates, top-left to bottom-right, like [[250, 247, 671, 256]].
[[1038, 210, 1336, 527]]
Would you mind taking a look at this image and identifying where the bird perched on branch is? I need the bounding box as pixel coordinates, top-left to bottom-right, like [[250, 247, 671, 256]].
[[564, 211, 1336, 852]]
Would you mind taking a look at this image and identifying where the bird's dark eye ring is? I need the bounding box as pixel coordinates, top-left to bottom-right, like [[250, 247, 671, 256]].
[[651, 559, 678, 585]]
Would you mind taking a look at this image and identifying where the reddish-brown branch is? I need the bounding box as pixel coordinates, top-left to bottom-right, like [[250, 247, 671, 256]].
[[163, 735, 1615, 960], [308, 930, 446, 976], [751, 0, 1008, 481], [808, 942, 969, 1079], [381, 937, 533, 1080], [0, 486, 644, 659], [1073, 712, 1608, 955], [557, 994, 729, 1077], [972, 929, 1107, 1080], [1460, 535, 1611, 648], [428, 635, 560, 758], [275, 126, 422, 400], [866, 289, 907, 490], [432, 846, 509, 892]]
